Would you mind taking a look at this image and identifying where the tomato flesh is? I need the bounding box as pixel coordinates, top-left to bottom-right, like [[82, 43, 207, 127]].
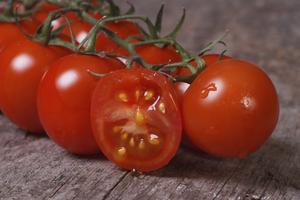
[[91, 68, 182, 172], [182, 59, 279, 158]]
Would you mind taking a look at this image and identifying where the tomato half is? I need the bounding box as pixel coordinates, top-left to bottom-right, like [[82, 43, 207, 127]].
[[37, 54, 125, 155], [91, 68, 182, 172], [182, 59, 279, 158], [0, 39, 69, 133], [175, 54, 232, 102]]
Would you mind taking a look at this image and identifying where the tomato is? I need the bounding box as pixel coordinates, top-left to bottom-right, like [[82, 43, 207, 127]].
[[34, 11, 79, 31], [0, 21, 39, 52], [37, 54, 125, 155], [91, 68, 182, 172], [38, 2, 60, 12], [175, 54, 232, 102], [0, 39, 69, 133], [61, 21, 93, 44], [182, 59, 279, 158], [178, 54, 232, 76], [96, 21, 142, 56]]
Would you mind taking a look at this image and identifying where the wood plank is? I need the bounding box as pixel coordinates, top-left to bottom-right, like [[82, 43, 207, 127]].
[[1, 0, 300, 199]]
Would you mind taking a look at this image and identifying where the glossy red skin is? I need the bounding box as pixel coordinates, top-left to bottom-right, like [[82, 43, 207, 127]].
[[175, 54, 232, 103], [96, 21, 142, 56], [0, 39, 70, 133], [91, 68, 182, 172], [183, 59, 279, 158], [34, 11, 79, 31], [61, 21, 93, 44], [37, 54, 124, 154], [0, 22, 39, 52], [136, 45, 181, 66]]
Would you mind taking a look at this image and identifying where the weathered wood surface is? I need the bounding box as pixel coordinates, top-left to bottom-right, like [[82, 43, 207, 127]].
[[1, 0, 299, 199]]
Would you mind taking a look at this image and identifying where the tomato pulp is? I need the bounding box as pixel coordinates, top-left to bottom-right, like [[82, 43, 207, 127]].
[[91, 68, 182, 172], [182, 59, 279, 158], [0, 39, 69, 133], [37, 54, 125, 155]]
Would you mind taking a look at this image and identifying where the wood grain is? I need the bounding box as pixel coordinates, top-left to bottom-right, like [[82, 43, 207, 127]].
[[0, 0, 299, 199]]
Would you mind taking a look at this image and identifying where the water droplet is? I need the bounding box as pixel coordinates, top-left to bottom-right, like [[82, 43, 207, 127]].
[[200, 83, 217, 98]]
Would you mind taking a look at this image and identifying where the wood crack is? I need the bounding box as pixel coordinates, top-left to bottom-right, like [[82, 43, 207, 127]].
[[102, 171, 129, 200]]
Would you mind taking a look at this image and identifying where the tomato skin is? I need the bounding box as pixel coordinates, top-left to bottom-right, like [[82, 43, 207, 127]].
[[91, 68, 182, 172], [0, 39, 69, 133], [34, 11, 79, 31], [61, 21, 93, 44], [175, 54, 232, 103], [37, 54, 124, 155], [136, 44, 181, 66], [96, 21, 142, 56], [182, 59, 279, 158], [0, 22, 39, 52], [178, 54, 232, 76]]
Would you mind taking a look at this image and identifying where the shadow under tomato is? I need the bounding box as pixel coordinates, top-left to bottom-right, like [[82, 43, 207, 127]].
[[66, 150, 106, 161], [146, 137, 299, 192]]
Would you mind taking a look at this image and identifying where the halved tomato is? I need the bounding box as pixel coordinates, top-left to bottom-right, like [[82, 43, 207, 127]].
[[91, 68, 182, 172]]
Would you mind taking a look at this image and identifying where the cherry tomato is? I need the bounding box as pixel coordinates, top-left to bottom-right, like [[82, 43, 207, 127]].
[[0, 39, 69, 133], [0, 21, 39, 52], [96, 21, 142, 56], [175, 54, 232, 102], [34, 8, 81, 31], [182, 59, 279, 158], [37, 54, 125, 155], [61, 20, 93, 44], [91, 68, 182, 172]]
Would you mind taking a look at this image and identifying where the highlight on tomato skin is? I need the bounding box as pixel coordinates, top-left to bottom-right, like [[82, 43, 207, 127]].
[[175, 54, 232, 103], [91, 68, 182, 172], [182, 59, 279, 158], [37, 54, 125, 155], [0, 38, 70, 133]]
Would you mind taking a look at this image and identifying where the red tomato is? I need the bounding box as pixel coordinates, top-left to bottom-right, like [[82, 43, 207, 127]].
[[136, 45, 181, 65], [91, 68, 182, 172], [37, 54, 125, 155], [182, 59, 279, 158], [175, 54, 232, 102], [96, 21, 142, 56], [34, 11, 79, 31], [61, 21, 93, 44], [0, 39, 69, 133], [0, 21, 39, 52], [38, 2, 60, 12], [178, 54, 232, 76]]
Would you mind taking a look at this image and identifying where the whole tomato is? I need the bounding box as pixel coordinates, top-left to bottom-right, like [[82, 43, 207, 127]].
[[96, 21, 142, 56], [37, 54, 125, 155], [182, 59, 279, 158], [0, 21, 39, 52], [175, 54, 231, 102], [34, 11, 79, 31], [60, 20, 93, 44], [91, 68, 182, 172], [0, 39, 70, 133]]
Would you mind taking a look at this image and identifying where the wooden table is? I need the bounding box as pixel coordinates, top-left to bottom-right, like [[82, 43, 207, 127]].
[[1, 0, 299, 199]]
